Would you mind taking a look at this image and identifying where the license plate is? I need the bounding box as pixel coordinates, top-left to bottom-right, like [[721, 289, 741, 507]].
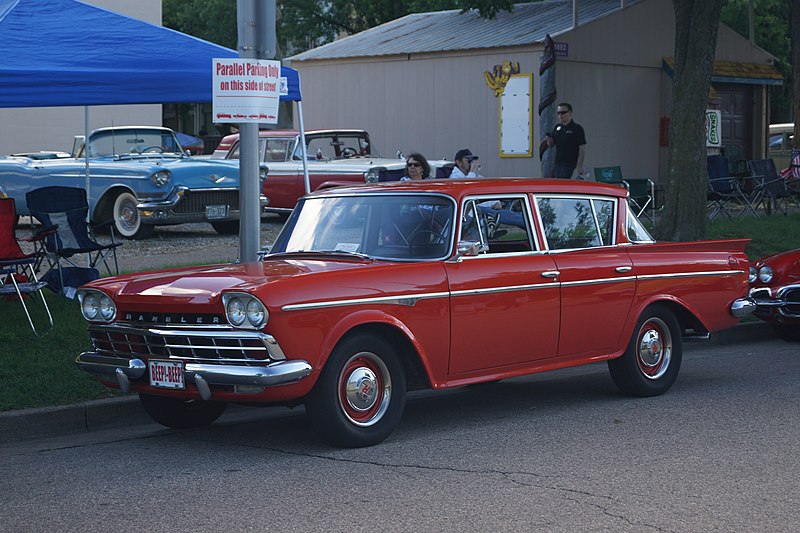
[[205, 204, 228, 219], [149, 359, 185, 389]]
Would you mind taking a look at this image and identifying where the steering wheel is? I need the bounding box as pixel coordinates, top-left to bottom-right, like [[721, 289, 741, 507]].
[[141, 146, 164, 153], [341, 147, 357, 158]]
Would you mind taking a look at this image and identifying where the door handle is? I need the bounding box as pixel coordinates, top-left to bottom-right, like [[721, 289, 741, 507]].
[[541, 271, 560, 278], [615, 266, 632, 273]]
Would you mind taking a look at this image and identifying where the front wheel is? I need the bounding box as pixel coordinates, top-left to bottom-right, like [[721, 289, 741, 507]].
[[139, 393, 227, 429], [113, 191, 153, 239], [608, 304, 682, 397], [305, 333, 407, 447]]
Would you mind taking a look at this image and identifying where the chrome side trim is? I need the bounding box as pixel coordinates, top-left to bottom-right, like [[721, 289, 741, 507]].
[[280, 270, 745, 312], [450, 282, 559, 297], [281, 291, 450, 312], [561, 276, 636, 287], [637, 270, 745, 280]]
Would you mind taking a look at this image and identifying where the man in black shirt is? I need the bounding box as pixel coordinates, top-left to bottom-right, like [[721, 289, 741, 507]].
[[545, 102, 587, 179]]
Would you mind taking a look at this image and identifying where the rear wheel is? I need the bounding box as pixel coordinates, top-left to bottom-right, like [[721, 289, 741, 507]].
[[211, 220, 240, 234], [773, 324, 800, 342], [113, 191, 153, 239], [139, 393, 227, 429], [305, 333, 406, 447], [608, 304, 682, 397]]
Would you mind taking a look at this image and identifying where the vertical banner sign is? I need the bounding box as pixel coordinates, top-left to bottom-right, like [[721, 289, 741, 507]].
[[213, 58, 281, 124], [705, 109, 722, 148]]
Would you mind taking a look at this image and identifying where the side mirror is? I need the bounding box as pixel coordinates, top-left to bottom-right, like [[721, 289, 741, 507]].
[[450, 240, 487, 262]]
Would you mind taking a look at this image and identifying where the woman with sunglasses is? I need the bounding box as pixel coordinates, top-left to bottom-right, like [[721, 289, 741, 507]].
[[401, 153, 431, 180]]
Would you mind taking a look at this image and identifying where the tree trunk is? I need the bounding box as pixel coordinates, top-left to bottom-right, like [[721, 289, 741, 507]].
[[792, 0, 800, 148], [655, 0, 724, 242]]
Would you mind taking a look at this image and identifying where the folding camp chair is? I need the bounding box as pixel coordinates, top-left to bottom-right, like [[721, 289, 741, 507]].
[[707, 154, 761, 219], [0, 198, 53, 334], [25, 186, 120, 295], [594, 166, 656, 222], [748, 159, 789, 216], [779, 148, 800, 209]]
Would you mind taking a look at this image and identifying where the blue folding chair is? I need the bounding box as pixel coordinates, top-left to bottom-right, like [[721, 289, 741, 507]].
[[25, 186, 120, 295]]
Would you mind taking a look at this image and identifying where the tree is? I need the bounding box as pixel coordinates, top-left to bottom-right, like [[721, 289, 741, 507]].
[[654, 0, 724, 242], [721, 0, 791, 122], [792, 0, 800, 148]]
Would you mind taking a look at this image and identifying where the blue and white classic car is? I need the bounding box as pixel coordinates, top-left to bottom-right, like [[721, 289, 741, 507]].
[[0, 126, 266, 239]]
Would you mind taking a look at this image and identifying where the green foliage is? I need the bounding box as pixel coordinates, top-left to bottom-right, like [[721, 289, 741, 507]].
[[721, 0, 793, 122], [162, 0, 515, 56]]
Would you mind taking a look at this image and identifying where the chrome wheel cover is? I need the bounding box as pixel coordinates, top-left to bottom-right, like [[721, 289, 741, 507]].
[[338, 351, 391, 427], [636, 317, 672, 380]]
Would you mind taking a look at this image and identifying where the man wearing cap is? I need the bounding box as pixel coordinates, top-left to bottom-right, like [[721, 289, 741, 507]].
[[449, 148, 482, 178]]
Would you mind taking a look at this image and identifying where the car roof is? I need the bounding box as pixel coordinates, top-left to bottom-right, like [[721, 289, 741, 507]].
[[309, 177, 629, 200]]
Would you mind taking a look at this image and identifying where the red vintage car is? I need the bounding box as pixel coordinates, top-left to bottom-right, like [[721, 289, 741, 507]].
[[211, 129, 453, 215], [749, 249, 800, 341], [75, 179, 755, 447]]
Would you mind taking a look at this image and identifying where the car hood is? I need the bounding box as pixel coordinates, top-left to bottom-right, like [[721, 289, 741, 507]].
[[86, 259, 369, 305]]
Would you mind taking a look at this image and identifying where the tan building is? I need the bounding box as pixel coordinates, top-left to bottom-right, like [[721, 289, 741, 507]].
[[287, 0, 781, 182]]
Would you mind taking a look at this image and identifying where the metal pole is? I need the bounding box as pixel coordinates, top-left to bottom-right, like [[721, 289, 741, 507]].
[[298, 100, 311, 194], [237, 0, 261, 262]]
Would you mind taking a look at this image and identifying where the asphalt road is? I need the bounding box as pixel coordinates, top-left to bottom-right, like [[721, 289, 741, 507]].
[[1, 331, 797, 532]]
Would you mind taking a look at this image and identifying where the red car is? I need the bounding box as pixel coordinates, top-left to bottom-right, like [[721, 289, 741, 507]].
[[749, 249, 800, 341], [75, 179, 755, 447], [212, 129, 452, 216]]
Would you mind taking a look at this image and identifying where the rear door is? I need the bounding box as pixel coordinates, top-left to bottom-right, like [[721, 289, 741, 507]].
[[445, 195, 560, 375], [533, 194, 635, 357]]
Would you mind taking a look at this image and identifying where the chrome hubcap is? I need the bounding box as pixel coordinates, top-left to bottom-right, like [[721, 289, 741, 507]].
[[639, 331, 663, 367], [344, 367, 379, 412], [637, 317, 672, 380]]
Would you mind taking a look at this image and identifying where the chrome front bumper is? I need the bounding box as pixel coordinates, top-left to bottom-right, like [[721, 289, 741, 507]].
[[730, 297, 757, 318], [750, 284, 800, 318], [137, 186, 268, 224], [75, 352, 312, 401]]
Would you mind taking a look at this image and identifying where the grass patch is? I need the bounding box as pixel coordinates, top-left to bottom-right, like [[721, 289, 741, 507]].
[[708, 212, 800, 260], [2, 213, 800, 411], [0, 292, 118, 411]]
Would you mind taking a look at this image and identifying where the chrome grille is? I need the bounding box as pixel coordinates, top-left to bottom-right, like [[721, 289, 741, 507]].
[[88, 324, 271, 364], [783, 286, 800, 317], [175, 190, 240, 214]]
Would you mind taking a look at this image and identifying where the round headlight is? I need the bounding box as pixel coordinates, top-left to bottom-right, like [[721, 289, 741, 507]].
[[99, 295, 116, 321], [365, 169, 379, 183], [749, 266, 757, 284], [246, 299, 266, 327], [259, 166, 268, 181], [81, 292, 100, 320], [758, 265, 774, 283], [226, 297, 246, 326], [151, 170, 170, 187]]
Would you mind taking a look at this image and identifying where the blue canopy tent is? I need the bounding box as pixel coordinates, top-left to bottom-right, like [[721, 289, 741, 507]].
[[0, 0, 307, 216]]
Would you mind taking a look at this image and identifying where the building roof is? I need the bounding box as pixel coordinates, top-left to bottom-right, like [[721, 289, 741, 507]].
[[289, 0, 641, 61], [662, 58, 783, 86]]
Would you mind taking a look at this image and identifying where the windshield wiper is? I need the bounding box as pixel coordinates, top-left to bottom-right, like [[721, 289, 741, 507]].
[[267, 249, 373, 262]]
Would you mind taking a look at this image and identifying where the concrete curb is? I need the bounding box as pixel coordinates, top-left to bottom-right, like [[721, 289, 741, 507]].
[[0, 321, 778, 445]]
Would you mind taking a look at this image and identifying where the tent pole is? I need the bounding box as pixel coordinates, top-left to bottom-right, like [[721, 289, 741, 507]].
[[298, 100, 310, 194], [85, 105, 91, 267]]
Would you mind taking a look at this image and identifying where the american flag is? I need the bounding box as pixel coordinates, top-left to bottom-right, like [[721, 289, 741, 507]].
[[779, 148, 800, 182]]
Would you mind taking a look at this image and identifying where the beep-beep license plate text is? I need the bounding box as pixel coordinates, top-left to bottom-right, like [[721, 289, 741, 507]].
[[149, 360, 185, 389]]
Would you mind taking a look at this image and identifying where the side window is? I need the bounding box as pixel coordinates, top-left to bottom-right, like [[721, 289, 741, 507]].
[[537, 197, 613, 250], [459, 197, 534, 254], [264, 139, 291, 162]]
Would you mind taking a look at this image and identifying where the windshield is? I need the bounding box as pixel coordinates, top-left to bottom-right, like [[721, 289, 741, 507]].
[[270, 194, 456, 261], [88, 129, 184, 157], [295, 133, 376, 161]]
